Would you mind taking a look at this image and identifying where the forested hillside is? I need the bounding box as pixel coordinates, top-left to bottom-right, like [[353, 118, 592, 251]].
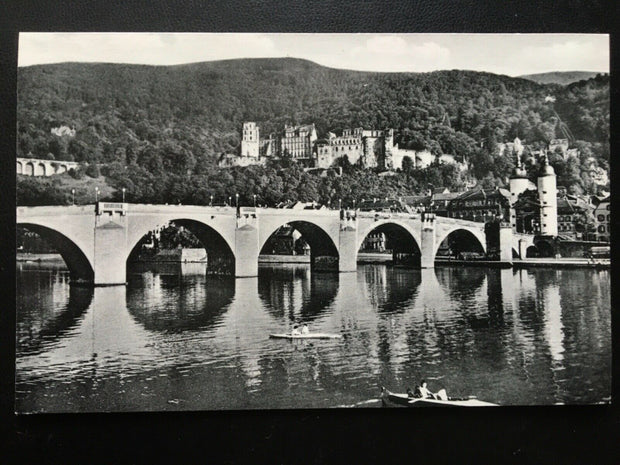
[[16, 58, 609, 205]]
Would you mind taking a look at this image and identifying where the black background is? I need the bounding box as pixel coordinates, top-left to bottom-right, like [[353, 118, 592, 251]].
[[1, 1, 618, 463]]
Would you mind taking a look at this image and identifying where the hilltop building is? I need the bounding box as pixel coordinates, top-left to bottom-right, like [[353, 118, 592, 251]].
[[221, 122, 464, 171], [241, 122, 260, 158], [281, 124, 317, 163], [50, 125, 76, 137]]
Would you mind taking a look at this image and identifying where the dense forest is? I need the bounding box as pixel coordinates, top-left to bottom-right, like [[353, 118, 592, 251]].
[[16, 58, 610, 206]]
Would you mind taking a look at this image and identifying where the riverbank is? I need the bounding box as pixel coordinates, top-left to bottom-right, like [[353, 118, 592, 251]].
[[17, 252, 610, 269], [513, 258, 610, 269], [357, 252, 392, 263], [17, 253, 63, 262], [258, 254, 310, 264]]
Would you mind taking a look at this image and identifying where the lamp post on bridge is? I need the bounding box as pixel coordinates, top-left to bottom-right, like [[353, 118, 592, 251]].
[[95, 187, 99, 203], [210, 195, 213, 206], [228, 196, 232, 207], [122, 187, 126, 203], [253, 194, 256, 207], [235, 193, 239, 208], [71, 189, 75, 205]]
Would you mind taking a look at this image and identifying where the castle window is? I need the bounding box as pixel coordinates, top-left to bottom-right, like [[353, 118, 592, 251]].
[[598, 214, 605, 222]]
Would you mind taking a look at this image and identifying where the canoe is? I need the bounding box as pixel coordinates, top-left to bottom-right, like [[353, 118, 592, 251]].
[[381, 387, 497, 407], [269, 333, 342, 340]]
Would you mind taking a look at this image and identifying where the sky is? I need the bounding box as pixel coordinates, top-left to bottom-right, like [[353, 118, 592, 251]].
[[18, 33, 609, 76]]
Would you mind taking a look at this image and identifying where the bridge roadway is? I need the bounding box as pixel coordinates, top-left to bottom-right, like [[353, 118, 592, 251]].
[[17, 202, 533, 285]]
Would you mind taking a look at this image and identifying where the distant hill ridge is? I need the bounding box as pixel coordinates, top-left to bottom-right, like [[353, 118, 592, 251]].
[[519, 71, 606, 85], [17, 57, 608, 169], [16, 57, 609, 206]]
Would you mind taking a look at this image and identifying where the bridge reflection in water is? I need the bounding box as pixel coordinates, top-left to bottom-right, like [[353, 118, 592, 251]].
[[15, 262, 610, 411]]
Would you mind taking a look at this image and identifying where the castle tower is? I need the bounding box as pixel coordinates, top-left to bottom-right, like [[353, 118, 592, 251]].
[[241, 122, 260, 158], [537, 150, 558, 236], [383, 128, 395, 170]]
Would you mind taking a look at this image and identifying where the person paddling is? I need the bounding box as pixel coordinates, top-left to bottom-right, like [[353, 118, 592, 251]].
[[416, 380, 435, 399], [291, 325, 301, 336]]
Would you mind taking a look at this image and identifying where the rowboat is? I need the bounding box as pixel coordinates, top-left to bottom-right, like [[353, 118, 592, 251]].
[[381, 387, 498, 407], [269, 333, 342, 340]]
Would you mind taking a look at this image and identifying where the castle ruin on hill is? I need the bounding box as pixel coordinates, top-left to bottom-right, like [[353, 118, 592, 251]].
[[218, 122, 464, 172]]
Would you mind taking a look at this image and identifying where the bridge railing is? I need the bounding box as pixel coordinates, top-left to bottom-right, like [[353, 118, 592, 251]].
[[17, 205, 95, 216]]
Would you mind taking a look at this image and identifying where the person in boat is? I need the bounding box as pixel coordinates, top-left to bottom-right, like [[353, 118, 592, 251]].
[[406, 387, 415, 399], [416, 380, 435, 399], [291, 325, 301, 336], [301, 324, 309, 335]]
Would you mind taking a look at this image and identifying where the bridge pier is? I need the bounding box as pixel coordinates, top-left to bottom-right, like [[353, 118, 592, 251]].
[[499, 222, 513, 262], [235, 214, 259, 277], [518, 239, 528, 260], [338, 216, 358, 273], [93, 205, 129, 286], [420, 213, 436, 268]]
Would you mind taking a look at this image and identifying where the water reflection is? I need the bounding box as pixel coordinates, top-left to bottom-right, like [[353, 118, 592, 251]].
[[362, 266, 420, 314], [15, 262, 611, 411], [127, 267, 235, 333], [17, 277, 93, 357], [257, 265, 339, 322]]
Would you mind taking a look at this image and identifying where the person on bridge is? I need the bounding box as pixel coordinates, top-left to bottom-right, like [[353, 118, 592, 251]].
[[301, 324, 309, 335], [292, 325, 301, 336]]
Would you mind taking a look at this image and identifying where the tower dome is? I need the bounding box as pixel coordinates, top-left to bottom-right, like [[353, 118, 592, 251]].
[[510, 149, 528, 179], [539, 151, 555, 176], [510, 165, 528, 179]]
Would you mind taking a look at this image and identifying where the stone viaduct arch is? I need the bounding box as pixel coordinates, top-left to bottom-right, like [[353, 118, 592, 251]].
[[34, 163, 46, 176], [17, 157, 81, 177], [24, 162, 35, 176]]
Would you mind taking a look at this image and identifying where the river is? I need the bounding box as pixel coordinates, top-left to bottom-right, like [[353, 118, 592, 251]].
[[15, 261, 611, 412]]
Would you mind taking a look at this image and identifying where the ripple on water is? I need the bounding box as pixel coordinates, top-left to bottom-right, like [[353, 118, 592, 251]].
[[15, 264, 611, 411]]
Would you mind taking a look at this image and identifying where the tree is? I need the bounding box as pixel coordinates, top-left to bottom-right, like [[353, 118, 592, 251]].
[[85, 162, 100, 178], [401, 156, 414, 174]]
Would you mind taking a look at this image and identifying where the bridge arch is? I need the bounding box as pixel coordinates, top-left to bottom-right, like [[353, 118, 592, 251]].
[[34, 162, 46, 176], [17, 223, 95, 283], [25, 162, 34, 176], [435, 226, 487, 258], [357, 220, 422, 266], [126, 218, 236, 275], [259, 220, 339, 269], [16, 160, 23, 174]]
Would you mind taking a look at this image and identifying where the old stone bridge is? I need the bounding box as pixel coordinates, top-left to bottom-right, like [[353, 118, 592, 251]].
[[17, 202, 535, 285]]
